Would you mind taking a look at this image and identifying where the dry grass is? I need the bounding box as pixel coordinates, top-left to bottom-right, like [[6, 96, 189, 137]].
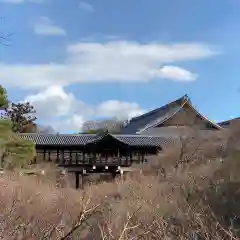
[[1, 127, 240, 239]]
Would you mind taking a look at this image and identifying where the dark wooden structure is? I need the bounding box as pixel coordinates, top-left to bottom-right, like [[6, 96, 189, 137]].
[[19, 132, 163, 188]]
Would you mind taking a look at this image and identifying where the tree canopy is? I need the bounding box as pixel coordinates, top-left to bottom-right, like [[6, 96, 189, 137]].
[[0, 85, 8, 109], [2, 101, 37, 133], [0, 85, 36, 170]]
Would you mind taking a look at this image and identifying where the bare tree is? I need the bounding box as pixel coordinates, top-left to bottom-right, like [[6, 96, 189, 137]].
[[0, 17, 14, 46]]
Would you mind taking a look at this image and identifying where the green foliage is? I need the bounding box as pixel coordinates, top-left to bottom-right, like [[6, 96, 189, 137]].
[[2, 102, 37, 133], [0, 118, 12, 139], [4, 135, 36, 169], [0, 86, 36, 170], [0, 85, 8, 109]]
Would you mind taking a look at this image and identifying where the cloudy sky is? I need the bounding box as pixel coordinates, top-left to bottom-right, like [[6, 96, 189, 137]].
[[1, 0, 240, 132]]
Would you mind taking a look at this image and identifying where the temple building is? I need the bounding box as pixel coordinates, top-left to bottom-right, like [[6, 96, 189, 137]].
[[18, 94, 223, 170], [121, 95, 222, 136]]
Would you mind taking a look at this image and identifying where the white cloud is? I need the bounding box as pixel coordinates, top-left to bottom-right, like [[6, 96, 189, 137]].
[[0, 41, 219, 89], [96, 100, 145, 120], [34, 17, 66, 36], [24, 86, 144, 132], [157, 65, 197, 81], [79, 1, 94, 12]]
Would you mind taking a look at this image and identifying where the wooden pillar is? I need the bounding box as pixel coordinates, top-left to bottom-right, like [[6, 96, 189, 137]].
[[43, 149, 46, 161], [69, 149, 72, 165], [125, 150, 128, 165], [112, 170, 117, 180], [128, 147, 132, 164], [48, 151, 51, 161], [118, 149, 121, 165], [105, 153, 108, 164], [75, 172, 83, 189], [75, 152, 78, 165], [138, 152, 141, 163], [56, 149, 60, 163], [82, 151, 85, 164], [141, 152, 144, 163], [75, 172, 80, 189], [62, 150, 65, 165]]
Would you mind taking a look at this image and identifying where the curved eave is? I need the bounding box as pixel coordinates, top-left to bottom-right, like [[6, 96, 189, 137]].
[[184, 101, 223, 130], [137, 100, 222, 133]]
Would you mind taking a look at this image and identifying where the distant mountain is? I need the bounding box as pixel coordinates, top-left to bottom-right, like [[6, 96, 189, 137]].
[[82, 119, 127, 134], [37, 125, 57, 134]]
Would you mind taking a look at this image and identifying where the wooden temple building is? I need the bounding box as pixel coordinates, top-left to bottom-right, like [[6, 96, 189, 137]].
[[18, 94, 223, 188]]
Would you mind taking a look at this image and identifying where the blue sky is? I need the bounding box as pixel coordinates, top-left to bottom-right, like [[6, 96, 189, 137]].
[[1, 0, 240, 132]]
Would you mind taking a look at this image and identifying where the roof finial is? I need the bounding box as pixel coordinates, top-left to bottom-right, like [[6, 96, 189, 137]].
[[183, 94, 189, 102]]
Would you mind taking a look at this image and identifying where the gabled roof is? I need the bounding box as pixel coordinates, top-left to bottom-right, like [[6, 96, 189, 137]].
[[18, 133, 164, 148], [121, 95, 222, 134]]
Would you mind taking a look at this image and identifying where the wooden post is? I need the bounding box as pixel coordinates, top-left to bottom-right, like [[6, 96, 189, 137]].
[[75, 152, 78, 165], [130, 148, 133, 164], [105, 153, 108, 164], [62, 150, 65, 165], [112, 170, 117, 180], [141, 153, 144, 163], [82, 151, 85, 164], [43, 149, 46, 161], [75, 172, 80, 189], [48, 151, 51, 161], [118, 149, 122, 165], [125, 151, 128, 165], [56, 149, 60, 163], [69, 149, 72, 165], [75, 172, 84, 189], [138, 152, 141, 163]]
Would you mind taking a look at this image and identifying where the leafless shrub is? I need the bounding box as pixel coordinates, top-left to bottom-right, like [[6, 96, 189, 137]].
[[1, 120, 240, 239]]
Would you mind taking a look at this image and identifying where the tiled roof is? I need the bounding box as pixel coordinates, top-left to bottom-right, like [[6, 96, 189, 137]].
[[87, 133, 166, 148], [19, 134, 95, 146], [121, 95, 187, 134], [121, 94, 222, 134], [18, 133, 166, 148]]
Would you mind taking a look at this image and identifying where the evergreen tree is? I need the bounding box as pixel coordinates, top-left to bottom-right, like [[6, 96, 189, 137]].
[[0, 85, 36, 169]]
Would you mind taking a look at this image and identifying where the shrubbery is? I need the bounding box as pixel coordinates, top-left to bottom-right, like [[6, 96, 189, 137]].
[[0, 85, 36, 170]]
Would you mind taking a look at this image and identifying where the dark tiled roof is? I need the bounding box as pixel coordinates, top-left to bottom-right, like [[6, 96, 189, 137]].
[[18, 133, 166, 148], [121, 94, 222, 134], [19, 134, 96, 146], [121, 95, 187, 134], [86, 133, 166, 148]]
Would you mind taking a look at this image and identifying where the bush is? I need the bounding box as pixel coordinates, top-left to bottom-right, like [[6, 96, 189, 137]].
[[0, 119, 35, 170], [4, 135, 36, 169]]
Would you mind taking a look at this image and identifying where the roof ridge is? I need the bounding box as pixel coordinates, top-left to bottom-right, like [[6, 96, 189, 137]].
[[130, 94, 189, 122]]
